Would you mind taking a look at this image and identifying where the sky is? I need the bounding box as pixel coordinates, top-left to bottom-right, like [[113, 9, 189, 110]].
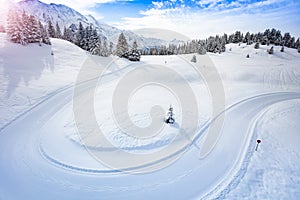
[[3, 0, 300, 39]]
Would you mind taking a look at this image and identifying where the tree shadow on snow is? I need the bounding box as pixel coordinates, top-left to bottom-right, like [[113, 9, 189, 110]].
[[0, 41, 54, 97]]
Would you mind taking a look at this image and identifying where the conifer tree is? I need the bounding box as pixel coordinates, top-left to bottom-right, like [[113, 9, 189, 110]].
[[165, 105, 175, 124], [39, 21, 51, 45], [268, 46, 274, 54], [115, 32, 128, 57], [27, 15, 40, 43], [7, 9, 22, 44], [101, 39, 109, 57], [62, 26, 72, 42], [191, 55, 197, 63], [47, 20, 56, 38], [55, 22, 62, 38]]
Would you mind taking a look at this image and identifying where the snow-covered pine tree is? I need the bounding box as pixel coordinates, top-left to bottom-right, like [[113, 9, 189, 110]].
[[101, 39, 109, 57], [19, 11, 30, 45], [75, 22, 85, 48], [165, 105, 175, 124], [39, 21, 51, 45], [132, 39, 138, 50], [47, 20, 56, 38], [244, 32, 251, 44], [254, 42, 260, 49], [7, 9, 22, 44], [295, 38, 300, 49], [27, 15, 40, 43], [7, 10, 50, 45], [289, 37, 295, 48], [62, 26, 73, 42], [115, 32, 128, 57], [298, 46, 300, 53], [55, 22, 62, 38], [190, 40, 197, 53], [206, 36, 217, 52], [233, 31, 242, 43], [83, 25, 92, 51], [88, 28, 99, 53], [263, 29, 270, 43], [109, 42, 114, 55], [191, 55, 197, 63], [92, 40, 101, 56], [283, 32, 291, 47], [268, 46, 274, 54], [127, 40, 140, 61], [270, 28, 277, 44], [228, 34, 234, 44], [261, 35, 268, 45], [220, 35, 226, 52], [197, 40, 206, 55], [275, 30, 282, 45], [280, 46, 284, 52]]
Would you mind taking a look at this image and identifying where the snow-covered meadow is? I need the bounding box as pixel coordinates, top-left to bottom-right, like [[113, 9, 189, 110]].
[[0, 33, 300, 199]]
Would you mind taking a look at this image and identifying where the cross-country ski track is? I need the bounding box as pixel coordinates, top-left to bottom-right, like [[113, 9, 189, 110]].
[[0, 72, 299, 199]]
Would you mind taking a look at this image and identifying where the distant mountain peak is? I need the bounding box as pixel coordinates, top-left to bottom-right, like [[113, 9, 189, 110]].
[[17, 0, 165, 48]]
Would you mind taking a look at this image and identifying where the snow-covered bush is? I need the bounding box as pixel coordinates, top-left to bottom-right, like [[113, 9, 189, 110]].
[[122, 40, 141, 61], [254, 42, 260, 49], [280, 46, 284, 52]]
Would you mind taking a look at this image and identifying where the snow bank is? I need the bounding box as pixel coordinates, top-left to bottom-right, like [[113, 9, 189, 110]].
[[0, 33, 87, 130]]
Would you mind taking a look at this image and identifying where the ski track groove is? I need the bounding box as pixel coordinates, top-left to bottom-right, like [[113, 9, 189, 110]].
[[1, 58, 300, 198], [32, 89, 300, 199], [204, 94, 300, 199]]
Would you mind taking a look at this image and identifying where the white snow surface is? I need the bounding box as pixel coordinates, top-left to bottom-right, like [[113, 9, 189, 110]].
[[1, 34, 300, 199]]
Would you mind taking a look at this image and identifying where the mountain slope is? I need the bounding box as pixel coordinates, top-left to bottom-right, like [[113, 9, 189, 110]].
[[16, 0, 165, 48]]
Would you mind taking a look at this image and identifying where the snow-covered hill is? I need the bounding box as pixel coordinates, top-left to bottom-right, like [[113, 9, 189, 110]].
[[1, 32, 300, 199], [16, 0, 165, 48], [0, 32, 87, 129]]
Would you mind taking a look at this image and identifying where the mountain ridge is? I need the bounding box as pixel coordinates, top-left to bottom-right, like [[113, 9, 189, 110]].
[[16, 0, 166, 48]]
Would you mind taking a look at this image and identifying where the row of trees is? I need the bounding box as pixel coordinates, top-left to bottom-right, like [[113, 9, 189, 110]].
[[115, 32, 141, 61], [6, 10, 116, 57], [73, 24, 140, 60], [74, 22, 112, 56], [7, 10, 51, 45], [141, 34, 227, 56], [6, 10, 140, 60], [228, 29, 300, 49], [6, 11, 300, 56], [142, 28, 300, 56]]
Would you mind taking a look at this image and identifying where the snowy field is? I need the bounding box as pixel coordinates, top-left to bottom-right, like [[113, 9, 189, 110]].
[[0, 33, 300, 199]]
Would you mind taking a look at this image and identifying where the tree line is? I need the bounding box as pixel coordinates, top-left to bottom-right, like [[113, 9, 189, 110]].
[[142, 28, 300, 55], [7, 10, 51, 45], [6, 10, 140, 59]]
